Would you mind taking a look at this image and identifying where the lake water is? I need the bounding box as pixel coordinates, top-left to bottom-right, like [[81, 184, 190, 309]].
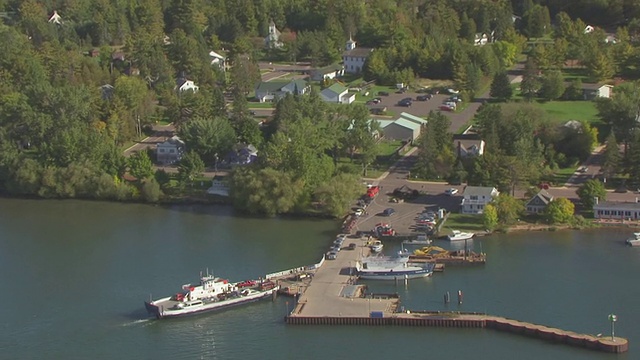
[[0, 198, 636, 359]]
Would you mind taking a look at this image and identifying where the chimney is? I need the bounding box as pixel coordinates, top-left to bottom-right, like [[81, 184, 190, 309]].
[[594, 197, 599, 205], [636, 197, 639, 203]]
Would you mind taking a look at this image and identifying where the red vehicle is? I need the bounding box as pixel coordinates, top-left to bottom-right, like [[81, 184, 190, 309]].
[[237, 280, 257, 288], [367, 186, 380, 198]]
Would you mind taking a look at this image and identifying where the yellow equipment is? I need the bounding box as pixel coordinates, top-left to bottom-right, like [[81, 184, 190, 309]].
[[413, 246, 448, 257]]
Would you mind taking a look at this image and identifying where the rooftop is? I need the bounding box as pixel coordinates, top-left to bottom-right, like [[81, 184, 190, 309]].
[[343, 48, 373, 58], [389, 118, 421, 131], [463, 186, 498, 197], [594, 201, 640, 210]]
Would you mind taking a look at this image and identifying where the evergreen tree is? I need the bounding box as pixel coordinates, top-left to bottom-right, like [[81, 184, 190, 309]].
[[490, 71, 513, 101], [601, 132, 621, 181]]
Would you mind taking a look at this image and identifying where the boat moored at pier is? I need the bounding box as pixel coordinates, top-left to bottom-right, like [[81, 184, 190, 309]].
[[355, 256, 434, 280], [144, 272, 278, 319], [626, 232, 640, 246], [447, 230, 474, 241]]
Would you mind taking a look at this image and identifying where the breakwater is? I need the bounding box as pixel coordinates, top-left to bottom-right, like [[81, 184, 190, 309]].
[[285, 312, 628, 354]]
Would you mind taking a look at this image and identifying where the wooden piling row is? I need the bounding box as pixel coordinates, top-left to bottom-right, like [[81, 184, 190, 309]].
[[284, 314, 628, 353]]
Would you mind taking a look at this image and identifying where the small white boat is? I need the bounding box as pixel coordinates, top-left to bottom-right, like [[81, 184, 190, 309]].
[[369, 240, 384, 252], [626, 232, 640, 247], [447, 230, 474, 241]]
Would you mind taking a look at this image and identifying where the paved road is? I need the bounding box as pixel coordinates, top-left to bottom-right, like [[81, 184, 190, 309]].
[[123, 124, 175, 157]]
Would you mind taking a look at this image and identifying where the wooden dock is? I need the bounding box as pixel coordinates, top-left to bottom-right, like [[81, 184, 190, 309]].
[[285, 311, 629, 353], [281, 232, 628, 354]]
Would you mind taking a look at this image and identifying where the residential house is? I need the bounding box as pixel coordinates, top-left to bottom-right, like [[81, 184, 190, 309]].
[[254, 79, 310, 103], [320, 83, 355, 104], [453, 134, 485, 158], [342, 37, 373, 74], [398, 112, 428, 127], [265, 20, 283, 49], [176, 78, 199, 93], [461, 186, 499, 214], [207, 176, 230, 197], [582, 84, 613, 100], [526, 189, 554, 214], [474, 33, 489, 46], [48, 10, 62, 24], [156, 136, 185, 164], [209, 50, 226, 70], [310, 64, 345, 81], [99, 84, 114, 100], [593, 199, 640, 220], [224, 144, 258, 166], [584, 25, 595, 34]]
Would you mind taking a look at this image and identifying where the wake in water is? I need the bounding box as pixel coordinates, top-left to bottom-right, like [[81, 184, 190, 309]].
[[121, 319, 153, 327]]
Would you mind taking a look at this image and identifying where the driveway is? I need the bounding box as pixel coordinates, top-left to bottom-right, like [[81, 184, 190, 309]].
[[124, 124, 175, 157]]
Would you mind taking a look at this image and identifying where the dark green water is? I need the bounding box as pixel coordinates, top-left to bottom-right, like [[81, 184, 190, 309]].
[[0, 199, 636, 359]]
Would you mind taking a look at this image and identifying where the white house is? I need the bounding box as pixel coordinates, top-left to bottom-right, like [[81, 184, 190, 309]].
[[265, 20, 283, 49], [460, 186, 499, 214], [582, 84, 613, 100], [176, 78, 199, 93], [254, 80, 310, 103], [48, 10, 62, 24], [310, 64, 345, 81], [474, 33, 489, 46], [594, 200, 640, 220], [207, 176, 230, 197], [320, 83, 355, 104], [156, 136, 185, 164], [209, 50, 226, 70], [342, 37, 373, 74]]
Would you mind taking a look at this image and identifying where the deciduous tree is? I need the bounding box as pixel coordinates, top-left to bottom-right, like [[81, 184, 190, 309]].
[[577, 179, 607, 210], [545, 197, 575, 224]]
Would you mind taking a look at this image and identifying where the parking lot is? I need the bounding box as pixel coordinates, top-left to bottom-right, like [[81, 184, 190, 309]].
[[367, 90, 483, 133]]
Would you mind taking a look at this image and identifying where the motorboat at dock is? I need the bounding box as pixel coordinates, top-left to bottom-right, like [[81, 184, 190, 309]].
[[626, 232, 640, 247], [447, 230, 474, 241], [355, 256, 435, 280], [144, 272, 278, 319]]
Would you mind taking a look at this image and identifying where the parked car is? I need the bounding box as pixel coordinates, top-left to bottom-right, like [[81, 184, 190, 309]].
[[383, 208, 396, 216], [378, 91, 390, 96], [354, 208, 364, 216], [347, 243, 357, 250], [326, 251, 337, 260], [416, 95, 430, 101], [578, 166, 588, 173], [398, 99, 412, 107], [444, 188, 459, 196], [440, 105, 454, 111], [447, 88, 460, 94]]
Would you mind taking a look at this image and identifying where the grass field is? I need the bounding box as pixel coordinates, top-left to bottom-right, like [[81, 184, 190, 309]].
[[441, 213, 486, 232], [535, 100, 600, 124]]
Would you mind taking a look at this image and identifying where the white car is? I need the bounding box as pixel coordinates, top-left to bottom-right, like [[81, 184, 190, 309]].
[[354, 209, 364, 216], [445, 188, 459, 196]]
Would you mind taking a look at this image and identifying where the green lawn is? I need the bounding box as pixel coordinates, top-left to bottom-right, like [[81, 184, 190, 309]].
[[247, 101, 275, 109], [535, 100, 600, 124], [441, 213, 486, 233], [549, 167, 577, 186]]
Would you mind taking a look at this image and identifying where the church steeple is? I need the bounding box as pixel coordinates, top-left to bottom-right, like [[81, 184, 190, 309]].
[[346, 34, 356, 51]]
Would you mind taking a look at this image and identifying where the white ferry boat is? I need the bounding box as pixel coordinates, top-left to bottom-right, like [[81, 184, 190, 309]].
[[144, 272, 278, 319], [355, 256, 434, 280]]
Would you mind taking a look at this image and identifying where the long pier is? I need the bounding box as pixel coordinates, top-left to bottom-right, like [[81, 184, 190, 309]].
[[285, 311, 628, 353], [275, 231, 629, 354]]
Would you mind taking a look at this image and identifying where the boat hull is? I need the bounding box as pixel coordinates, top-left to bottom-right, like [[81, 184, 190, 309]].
[[144, 288, 278, 319], [447, 235, 474, 241], [358, 268, 432, 280]]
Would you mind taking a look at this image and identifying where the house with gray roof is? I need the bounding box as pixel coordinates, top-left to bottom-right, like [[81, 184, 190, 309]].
[[582, 83, 613, 100], [254, 80, 310, 103], [526, 189, 554, 214], [594, 200, 640, 220], [397, 112, 428, 127], [461, 186, 499, 214], [157, 136, 185, 164]]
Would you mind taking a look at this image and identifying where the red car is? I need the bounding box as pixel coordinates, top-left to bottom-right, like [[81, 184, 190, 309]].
[[237, 280, 257, 288]]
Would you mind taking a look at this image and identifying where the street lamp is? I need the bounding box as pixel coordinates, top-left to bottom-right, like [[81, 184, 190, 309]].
[[608, 314, 617, 341]]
